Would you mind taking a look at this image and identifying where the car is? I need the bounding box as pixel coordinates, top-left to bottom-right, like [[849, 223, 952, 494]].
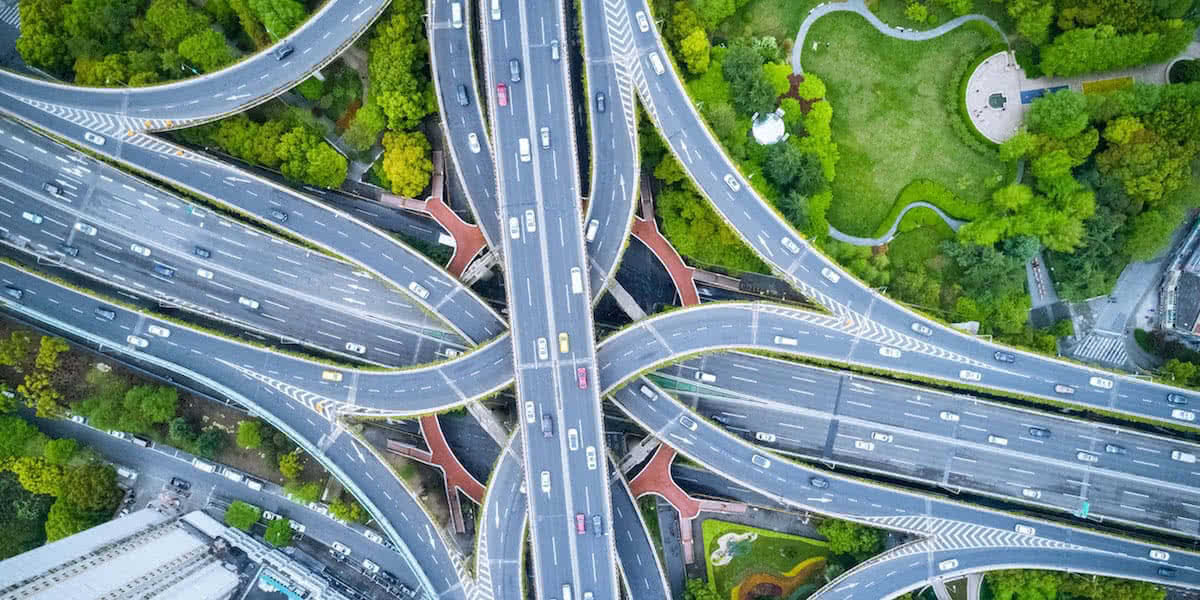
[[993, 351, 1016, 363], [586, 446, 597, 470], [551, 39, 560, 60], [74, 222, 97, 236], [272, 43, 294, 60], [1150, 550, 1171, 561], [1159, 567, 1177, 578], [84, 132, 106, 145], [1075, 451, 1099, 464], [362, 559, 380, 574], [1172, 408, 1196, 422], [309, 501, 329, 515], [879, 346, 902, 358], [170, 477, 191, 491], [456, 85, 470, 107], [585, 219, 599, 242], [525, 401, 535, 424], [853, 439, 875, 451], [524, 209, 536, 232], [820, 267, 840, 283], [238, 296, 260, 310], [126, 335, 149, 348], [1027, 427, 1051, 439], [911, 322, 933, 336], [1014, 524, 1036, 536], [809, 477, 829, 489], [871, 431, 893, 443], [751, 454, 771, 468], [70, 414, 87, 425], [939, 411, 960, 422], [153, 264, 175, 278], [567, 428, 579, 450], [42, 182, 61, 196], [1167, 393, 1189, 405], [362, 529, 384, 544], [540, 470, 551, 493], [755, 431, 776, 443], [558, 332, 569, 353], [94, 307, 116, 321], [542, 414, 554, 438], [269, 209, 288, 222], [1171, 450, 1196, 463], [694, 371, 716, 383], [468, 133, 481, 153], [509, 217, 520, 239], [197, 268, 214, 280], [679, 415, 698, 431], [58, 244, 80, 257], [497, 83, 509, 106], [21, 211, 43, 224], [288, 520, 306, 533], [986, 434, 1008, 446], [959, 369, 982, 382], [592, 514, 603, 536], [408, 281, 430, 299], [1054, 383, 1076, 395], [129, 243, 151, 257], [262, 511, 281, 521], [577, 367, 588, 389], [321, 370, 343, 382], [1022, 488, 1041, 499], [938, 559, 959, 572], [537, 337, 548, 360], [635, 10, 649, 31], [572, 512, 588, 535], [509, 58, 522, 82], [596, 92, 606, 113], [1104, 443, 1126, 455], [540, 127, 550, 149], [193, 246, 211, 258], [723, 174, 740, 191], [781, 237, 801, 254], [1089, 376, 1114, 389], [108, 430, 127, 440], [147, 325, 170, 337]]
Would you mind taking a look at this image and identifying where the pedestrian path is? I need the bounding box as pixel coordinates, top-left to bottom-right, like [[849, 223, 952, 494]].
[[0, 0, 18, 27], [1069, 333, 1130, 369], [827, 201, 966, 247]]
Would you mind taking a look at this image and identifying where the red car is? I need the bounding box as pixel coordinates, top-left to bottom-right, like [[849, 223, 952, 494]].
[[575, 513, 586, 534], [497, 83, 508, 107], [576, 367, 588, 389]]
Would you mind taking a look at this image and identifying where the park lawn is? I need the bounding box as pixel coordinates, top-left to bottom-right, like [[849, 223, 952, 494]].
[[701, 519, 830, 599], [866, 0, 1014, 32], [802, 11, 1008, 236], [716, 0, 822, 42]]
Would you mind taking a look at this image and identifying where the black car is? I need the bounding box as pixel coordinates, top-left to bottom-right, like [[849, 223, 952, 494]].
[[456, 85, 469, 107], [153, 264, 175, 278], [541, 414, 553, 438], [993, 351, 1016, 363], [272, 43, 294, 60], [1028, 426, 1051, 439], [170, 477, 191, 491], [194, 246, 211, 259], [4, 286, 23, 300], [1158, 567, 1176, 578], [1167, 393, 1189, 405], [58, 244, 79, 257]]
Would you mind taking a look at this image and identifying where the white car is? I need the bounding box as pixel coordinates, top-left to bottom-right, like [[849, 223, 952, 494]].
[[635, 10, 649, 31], [524, 401, 535, 424], [585, 219, 599, 242], [958, 369, 982, 382], [362, 559, 380, 574], [74, 222, 98, 236], [146, 325, 170, 337], [871, 431, 893, 443], [820, 267, 840, 283], [879, 346, 901, 358], [1172, 408, 1196, 422], [938, 559, 958, 572], [1021, 488, 1041, 499], [108, 430, 127, 440], [540, 127, 550, 149], [468, 132, 481, 153], [755, 431, 776, 443], [345, 342, 366, 354], [586, 446, 597, 470], [408, 281, 430, 299], [509, 216, 520, 239], [853, 439, 875, 452], [679, 415, 698, 431], [288, 520, 306, 533], [331, 541, 351, 556], [362, 529, 384, 544], [1150, 550, 1171, 561], [751, 454, 771, 468], [1075, 451, 1099, 464], [939, 411, 960, 422], [262, 511, 281, 521], [540, 470, 551, 493], [723, 174, 740, 191], [536, 337, 548, 360], [84, 132, 106, 145], [910, 322, 933, 336], [524, 209, 536, 232], [567, 428, 579, 450], [1014, 524, 1036, 536], [1088, 376, 1114, 389], [129, 243, 151, 257], [197, 268, 214, 280], [780, 237, 801, 254], [126, 335, 149, 348]]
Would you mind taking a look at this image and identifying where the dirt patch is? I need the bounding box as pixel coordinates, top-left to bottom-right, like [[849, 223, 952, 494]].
[[377, 449, 451, 527], [732, 556, 826, 600]]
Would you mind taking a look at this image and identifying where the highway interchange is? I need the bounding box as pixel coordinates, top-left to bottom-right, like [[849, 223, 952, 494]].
[[1, 0, 1200, 599]]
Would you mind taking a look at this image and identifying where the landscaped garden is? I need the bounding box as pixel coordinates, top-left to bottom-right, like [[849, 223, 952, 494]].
[[701, 519, 831, 600]]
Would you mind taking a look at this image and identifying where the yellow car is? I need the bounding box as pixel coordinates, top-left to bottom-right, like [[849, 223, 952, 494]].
[[558, 332, 569, 353]]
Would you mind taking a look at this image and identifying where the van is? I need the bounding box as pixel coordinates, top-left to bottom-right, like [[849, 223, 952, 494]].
[[694, 371, 716, 383], [1171, 449, 1197, 463], [450, 2, 463, 28], [986, 434, 1008, 446], [570, 267, 583, 293], [639, 384, 656, 400], [192, 458, 216, 473], [648, 52, 665, 75], [773, 335, 797, 346], [490, 0, 500, 19], [519, 137, 531, 162]]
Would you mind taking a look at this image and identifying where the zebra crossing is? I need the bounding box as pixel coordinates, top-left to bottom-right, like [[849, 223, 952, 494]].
[[599, 0, 643, 139], [11, 94, 197, 135], [0, 1, 19, 27], [216, 359, 351, 421], [1070, 333, 1129, 368], [858, 515, 1085, 552]]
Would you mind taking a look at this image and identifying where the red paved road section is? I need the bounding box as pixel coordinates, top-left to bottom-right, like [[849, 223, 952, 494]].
[[628, 444, 747, 563], [385, 416, 486, 534], [631, 217, 700, 306]]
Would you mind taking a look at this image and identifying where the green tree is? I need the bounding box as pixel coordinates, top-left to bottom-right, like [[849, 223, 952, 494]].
[[224, 500, 261, 531], [816, 518, 884, 559], [60, 464, 120, 511], [1163, 358, 1199, 385], [142, 0, 209, 49], [178, 29, 233, 72], [654, 153, 688, 186], [284, 480, 322, 503], [61, 0, 139, 57], [6, 456, 65, 496], [264, 517, 294, 546], [1028, 89, 1089, 140], [248, 0, 306, 40], [329, 497, 367, 523], [43, 438, 77, 465], [904, 2, 928, 23], [44, 497, 104, 541], [795, 73, 826, 101], [19, 371, 62, 418], [168, 417, 197, 446], [667, 2, 700, 46], [237, 420, 264, 449], [278, 448, 305, 479], [194, 428, 226, 459], [694, 0, 735, 30], [342, 102, 386, 152], [33, 337, 68, 373], [0, 416, 47, 459], [126, 385, 178, 425], [679, 29, 710, 74], [16, 0, 72, 75], [378, 131, 433, 197], [0, 330, 33, 370], [1170, 59, 1200, 83], [683, 578, 720, 600], [304, 142, 349, 189], [763, 62, 792, 96], [777, 189, 811, 232]]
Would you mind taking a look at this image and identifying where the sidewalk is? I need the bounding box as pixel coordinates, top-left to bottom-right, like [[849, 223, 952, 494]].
[[634, 176, 700, 306]]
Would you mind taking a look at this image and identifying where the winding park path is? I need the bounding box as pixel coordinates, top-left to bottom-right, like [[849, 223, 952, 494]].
[[827, 201, 967, 246]]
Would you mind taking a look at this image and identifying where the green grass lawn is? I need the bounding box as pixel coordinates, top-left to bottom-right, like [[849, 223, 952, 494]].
[[866, 0, 1014, 32], [802, 12, 1008, 236], [716, 0, 823, 42], [701, 519, 830, 598]]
